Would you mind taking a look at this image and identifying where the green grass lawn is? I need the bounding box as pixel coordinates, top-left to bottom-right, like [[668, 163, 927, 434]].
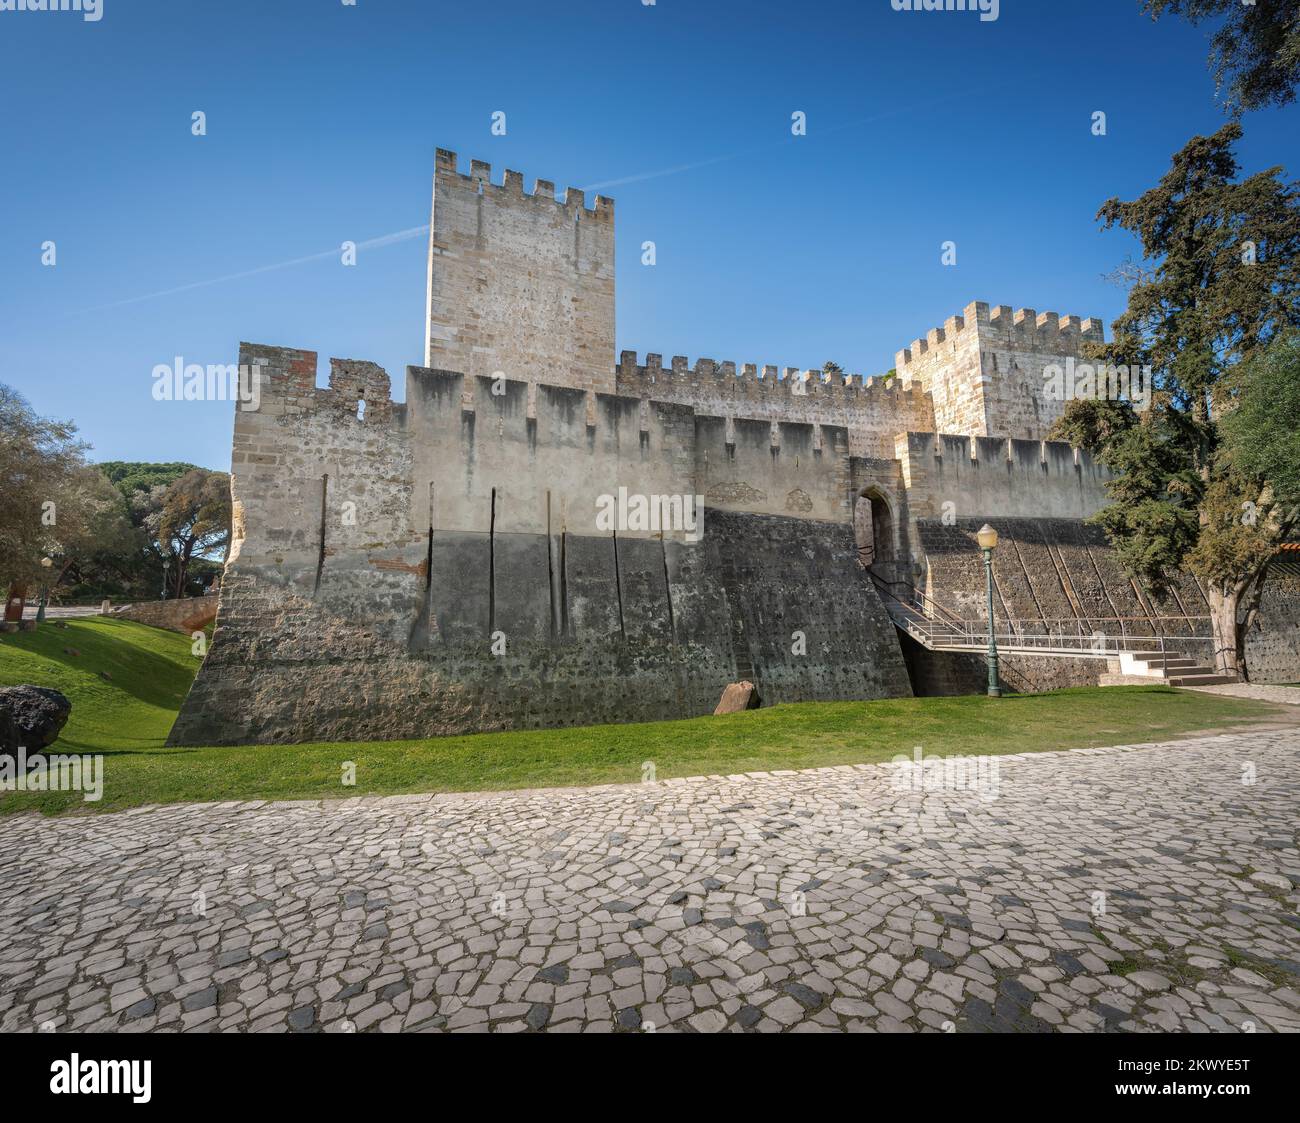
[[0, 617, 1285, 817]]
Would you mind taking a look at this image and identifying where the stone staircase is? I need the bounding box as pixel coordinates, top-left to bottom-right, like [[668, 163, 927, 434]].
[[869, 573, 1238, 685], [1109, 650, 1238, 687]]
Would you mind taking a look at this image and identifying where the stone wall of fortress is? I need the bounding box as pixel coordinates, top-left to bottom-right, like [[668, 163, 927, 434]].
[[614, 353, 936, 460], [167, 345, 917, 746], [170, 152, 1299, 745], [425, 150, 616, 395], [896, 302, 1106, 441]]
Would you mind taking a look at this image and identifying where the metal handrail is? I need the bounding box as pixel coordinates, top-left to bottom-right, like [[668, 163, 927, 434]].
[[921, 631, 1212, 654], [867, 571, 1215, 659], [942, 615, 1211, 629], [867, 571, 969, 630]]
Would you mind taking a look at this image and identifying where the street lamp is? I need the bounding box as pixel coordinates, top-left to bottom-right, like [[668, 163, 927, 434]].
[[161, 555, 171, 600], [36, 556, 53, 624], [976, 524, 1001, 698]]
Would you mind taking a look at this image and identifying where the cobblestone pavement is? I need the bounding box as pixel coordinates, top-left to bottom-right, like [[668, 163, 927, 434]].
[[2, 731, 1298, 1034], [1187, 683, 1300, 706]]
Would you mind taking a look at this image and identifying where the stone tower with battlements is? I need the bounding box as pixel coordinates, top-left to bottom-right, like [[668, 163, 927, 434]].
[[895, 302, 1107, 442], [425, 148, 616, 394]]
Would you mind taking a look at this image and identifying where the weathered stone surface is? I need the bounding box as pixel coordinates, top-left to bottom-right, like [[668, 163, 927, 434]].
[[0, 707, 15, 757], [426, 150, 614, 395], [170, 482, 913, 745], [0, 686, 71, 755], [714, 681, 759, 715], [1246, 564, 1300, 685], [113, 597, 217, 635]]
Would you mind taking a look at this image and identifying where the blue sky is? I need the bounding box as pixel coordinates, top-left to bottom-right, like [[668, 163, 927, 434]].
[[1, 0, 1296, 471]]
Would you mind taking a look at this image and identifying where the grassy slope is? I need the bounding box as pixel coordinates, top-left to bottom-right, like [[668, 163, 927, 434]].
[[0, 618, 196, 754], [0, 618, 1281, 816]]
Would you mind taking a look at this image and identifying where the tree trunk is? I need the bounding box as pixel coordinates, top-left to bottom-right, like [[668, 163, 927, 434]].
[[4, 581, 29, 623], [1205, 583, 1242, 679]]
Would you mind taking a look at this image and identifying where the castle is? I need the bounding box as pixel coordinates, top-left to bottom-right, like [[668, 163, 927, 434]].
[[167, 151, 1300, 746]]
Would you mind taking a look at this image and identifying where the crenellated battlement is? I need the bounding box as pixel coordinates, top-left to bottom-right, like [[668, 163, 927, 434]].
[[434, 148, 614, 223], [894, 300, 1105, 369], [615, 351, 927, 405], [428, 149, 616, 392]]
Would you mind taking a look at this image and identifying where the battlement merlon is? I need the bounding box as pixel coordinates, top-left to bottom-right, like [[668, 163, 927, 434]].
[[896, 429, 1107, 471], [615, 351, 927, 403], [234, 345, 400, 421], [434, 148, 614, 223], [894, 301, 1106, 369]]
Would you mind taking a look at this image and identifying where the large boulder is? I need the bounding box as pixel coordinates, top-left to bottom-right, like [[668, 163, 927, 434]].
[[713, 680, 760, 715], [0, 686, 72, 756]]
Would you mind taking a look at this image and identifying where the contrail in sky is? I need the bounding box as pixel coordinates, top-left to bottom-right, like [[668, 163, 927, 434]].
[[72, 225, 431, 315], [72, 83, 1013, 316]]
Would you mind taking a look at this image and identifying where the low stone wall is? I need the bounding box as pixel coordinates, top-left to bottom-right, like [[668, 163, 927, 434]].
[[112, 598, 217, 635]]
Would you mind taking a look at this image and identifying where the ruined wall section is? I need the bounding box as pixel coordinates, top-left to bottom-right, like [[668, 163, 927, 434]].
[[616, 352, 935, 459], [425, 149, 615, 394], [896, 302, 1105, 441]]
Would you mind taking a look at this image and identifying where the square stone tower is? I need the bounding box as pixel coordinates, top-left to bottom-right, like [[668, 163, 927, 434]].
[[424, 149, 616, 394], [894, 301, 1106, 441]]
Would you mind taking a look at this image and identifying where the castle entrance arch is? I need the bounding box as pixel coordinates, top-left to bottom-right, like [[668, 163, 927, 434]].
[[854, 489, 896, 572]]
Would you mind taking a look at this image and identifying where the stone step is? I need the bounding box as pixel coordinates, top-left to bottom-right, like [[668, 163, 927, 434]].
[[1129, 658, 1201, 671], [1166, 672, 1239, 686], [1124, 650, 1205, 662]]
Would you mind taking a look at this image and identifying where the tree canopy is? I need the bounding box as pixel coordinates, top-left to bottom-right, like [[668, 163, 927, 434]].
[[1143, 0, 1300, 114], [1051, 125, 1300, 674]]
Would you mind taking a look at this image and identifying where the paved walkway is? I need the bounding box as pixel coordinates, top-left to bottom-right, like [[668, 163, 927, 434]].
[[19, 606, 107, 619], [1, 731, 1298, 1033], [1186, 683, 1300, 706]]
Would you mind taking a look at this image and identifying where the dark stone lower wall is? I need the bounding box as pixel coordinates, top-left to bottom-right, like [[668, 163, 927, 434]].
[[168, 510, 911, 746], [913, 520, 1298, 686], [899, 633, 1108, 696], [915, 517, 1209, 639], [1246, 563, 1300, 684]]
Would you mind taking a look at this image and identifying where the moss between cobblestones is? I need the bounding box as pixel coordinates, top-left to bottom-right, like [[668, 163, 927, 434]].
[[0, 618, 1286, 816]]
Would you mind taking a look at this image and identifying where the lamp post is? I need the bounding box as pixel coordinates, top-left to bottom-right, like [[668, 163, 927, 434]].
[[976, 523, 1001, 698], [161, 555, 171, 601], [36, 556, 53, 624]]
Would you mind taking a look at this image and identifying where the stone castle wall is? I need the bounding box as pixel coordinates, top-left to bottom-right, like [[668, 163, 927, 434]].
[[900, 528, 1300, 690], [614, 353, 936, 460], [1245, 562, 1300, 684], [168, 346, 914, 746], [171, 150, 1300, 743], [912, 517, 1211, 638], [425, 149, 615, 394], [896, 302, 1105, 441]]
